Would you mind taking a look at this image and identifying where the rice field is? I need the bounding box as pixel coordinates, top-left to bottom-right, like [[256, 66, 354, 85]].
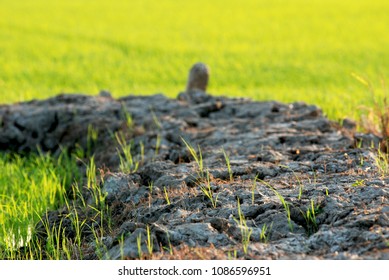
[[0, 0, 388, 120]]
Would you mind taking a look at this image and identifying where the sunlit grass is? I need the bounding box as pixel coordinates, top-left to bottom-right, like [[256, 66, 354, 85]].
[[0, 151, 79, 257], [0, 0, 388, 121]]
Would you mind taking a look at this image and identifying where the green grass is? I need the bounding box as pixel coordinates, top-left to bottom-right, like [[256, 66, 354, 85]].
[[0, 151, 79, 257], [0, 0, 388, 121], [0, 151, 112, 259]]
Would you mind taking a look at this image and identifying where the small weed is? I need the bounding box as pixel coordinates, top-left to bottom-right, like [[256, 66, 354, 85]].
[[86, 125, 98, 157], [359, 154, 365, 166], [354, 74, 389, 144], [260, 180, 294, 232], [140, 142, 145, 164], [356, 139, 363, 148], [181, 137, 204, 178], [250, 174, 266, 205], [121, 104, 133, 129], [222, 148, 233, 182], [163, 187, 171, 205], [154, 134, 161, 158], [352, 179, 365, 187], [227, 249, 238, 260], [146, 225, 153, 255], [148, 182, 154, 207], [150, 108, 162, 130], [251, 176, 257, 205], [374, 146, 389, 176], [260, 223, 272, 243], [308, 168, 318, 186], [279, 165, 303, 200], [137, 233, 143, 259], [86, 157, 106, 209], [199, 170, 219, 208], [163, 232, 173, 255], [234, 199, 252, 255], [115, 131, 139, 173], [301, 200, 318, 235], [119, 235, 125, 260]]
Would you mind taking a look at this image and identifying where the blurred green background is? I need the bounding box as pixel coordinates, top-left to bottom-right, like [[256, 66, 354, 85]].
[[0, 0, 388, 120]]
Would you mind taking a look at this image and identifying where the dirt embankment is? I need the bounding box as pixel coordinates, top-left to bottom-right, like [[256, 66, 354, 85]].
[[0, 87, 388, 259]]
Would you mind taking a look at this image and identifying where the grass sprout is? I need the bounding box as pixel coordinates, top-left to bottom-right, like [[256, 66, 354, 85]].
[[199, 170, 219, 208], [374, 146, 389, 176], [154, 134, 161, 158], [163, 187, 171, 205], [137, 233, 143, 259], [301, 200, 318, 235], [146, 225, 153, 255], [354, 74, 389, 142], [115, 131, 139, 173], [279, 164, 304, 200], [222, 148, 233, 182], [259, 179, 294, 232], [121, 104, 133, 129], [233, 199, 253, 254], [182, 137, 204, 178], [260, 223, 272, 243]]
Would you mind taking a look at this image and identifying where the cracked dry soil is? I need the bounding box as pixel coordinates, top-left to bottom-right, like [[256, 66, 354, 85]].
[[0, 90, 388, 259]]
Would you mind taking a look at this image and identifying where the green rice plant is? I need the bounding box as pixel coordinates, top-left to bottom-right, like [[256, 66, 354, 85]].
[[154, 134, 161, 158], [181, 137, 204, 178], [68, 208, 86, 259], [233, 199, 252, 255], [163, 187, 171, 205], [85, 157, 106, 210], [8, 153, 108, 260], [222, 148, 233, 182], [260, 223, 272, 243], [259, 179, 293, 232], [137, 233, 143, 259], [140, 142, 145, 164], [227, 249, 238, 260], [354, 74, 389, 143], [279, 165, 304, 200], [119, 234, 125, 260], [145, 225, 153, 255], [250, 174, 266, 205], [115, 131, 139, 173], [147, 182, 154, 207], [0, 150, 80, 258], [121, 104, 133, 129], [308, 168, 318, 186], [150, 109, 162, 130], [41, 217, 64, 260], [359, 154, 365, 166], [374, 146, 389, 176], [87, 124, 98, 157], [352, 179, 365, 187], [301, 200, 318, 235], [199, 170, 219, 208], [251, 176, 257, 205], [90, 226, 106, 259], [161, 231, 174, 256]]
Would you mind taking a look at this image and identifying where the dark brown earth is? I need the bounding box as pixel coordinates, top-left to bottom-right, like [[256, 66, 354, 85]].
[[0, 90, 388, 259]]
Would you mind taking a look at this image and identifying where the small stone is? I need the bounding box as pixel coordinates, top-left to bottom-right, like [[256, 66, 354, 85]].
[[342, 118, 356, 131], [186, 62, 210, 92]]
